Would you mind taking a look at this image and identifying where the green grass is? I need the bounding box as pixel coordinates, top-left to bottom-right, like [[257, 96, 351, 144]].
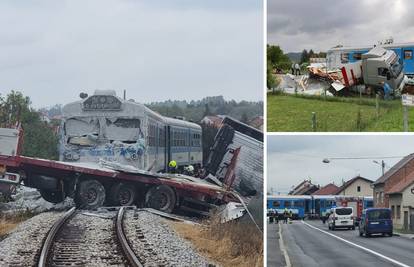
[[267, 93, 414, 132]]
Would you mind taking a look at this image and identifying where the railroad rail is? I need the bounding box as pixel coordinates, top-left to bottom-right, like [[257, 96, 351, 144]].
[[37, 207, 144, 267]]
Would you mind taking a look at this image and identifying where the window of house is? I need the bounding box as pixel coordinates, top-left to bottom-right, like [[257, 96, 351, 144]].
[[375, 192, 379, 203], [357, 186, 361, 192], [404, 50, 413, 60], [380, 192, 384, 203], [397, 205, 401, 219], [391, 205, 395, 219]]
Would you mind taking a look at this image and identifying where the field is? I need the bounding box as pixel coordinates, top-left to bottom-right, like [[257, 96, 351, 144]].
[[267, 93, 414, 132]]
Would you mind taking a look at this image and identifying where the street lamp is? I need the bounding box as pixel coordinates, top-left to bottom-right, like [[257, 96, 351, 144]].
[[373, 160, 385, 176]]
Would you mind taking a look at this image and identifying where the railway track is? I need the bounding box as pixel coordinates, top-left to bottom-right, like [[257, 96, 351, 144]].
[[37, 207, 144, 267]]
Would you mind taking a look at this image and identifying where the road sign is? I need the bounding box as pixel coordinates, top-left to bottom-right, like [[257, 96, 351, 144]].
[[402, 94, 414, 106]]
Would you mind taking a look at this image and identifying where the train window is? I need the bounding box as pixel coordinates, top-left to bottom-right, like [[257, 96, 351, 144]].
[[294, 201, 304, 207], [353, 53, 362, 60], [159, 128, 165, 147], [192, 133, 201, 147], [341, 53, 349, 64], [272, 201, 280, 207], [404, 50, 413, 60], [173, 130, 186, 147], [284, 201, 292, 208], [148, 123, 157, 146]]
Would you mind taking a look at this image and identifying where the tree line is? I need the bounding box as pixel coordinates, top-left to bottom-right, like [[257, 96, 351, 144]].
[[0, 91, 58, 160]]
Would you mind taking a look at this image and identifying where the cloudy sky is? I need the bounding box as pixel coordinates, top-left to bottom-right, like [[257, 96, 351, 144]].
[[268, 0, 414, 53], [0, 0, 263, 108], [267, 135, 414, 194]]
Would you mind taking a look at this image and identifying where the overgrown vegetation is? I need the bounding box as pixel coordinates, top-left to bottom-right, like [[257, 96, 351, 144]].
[[170, 218, 263, 267], [267, 93, 411, 132], [0, 91, 58, 159]]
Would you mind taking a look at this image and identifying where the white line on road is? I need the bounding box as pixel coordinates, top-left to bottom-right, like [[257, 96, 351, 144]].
[[279, 222, 292, 267], [302, 221, 411, 267]]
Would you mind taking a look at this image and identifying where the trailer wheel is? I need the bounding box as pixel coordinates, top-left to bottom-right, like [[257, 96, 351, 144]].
[[75, 180, 106, 209], [109, 183, 136, 206], [39, 189, 65, 204], [145, 185, 176, 213]]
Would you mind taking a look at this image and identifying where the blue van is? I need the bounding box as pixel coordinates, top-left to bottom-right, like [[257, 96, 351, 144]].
[[359, 208, 393, 237]]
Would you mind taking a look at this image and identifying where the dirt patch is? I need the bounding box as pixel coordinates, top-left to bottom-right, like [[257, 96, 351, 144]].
[[0, 210, 34, 238], [169, 219, 263, 267]]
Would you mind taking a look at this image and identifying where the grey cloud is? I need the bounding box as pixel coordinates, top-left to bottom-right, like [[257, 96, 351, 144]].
[[0, 1, 263, 107], [268, 0, 414, 52]]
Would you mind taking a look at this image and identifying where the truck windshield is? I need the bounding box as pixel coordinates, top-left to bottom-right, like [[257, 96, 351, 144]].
[[390, 56, 403, 77]]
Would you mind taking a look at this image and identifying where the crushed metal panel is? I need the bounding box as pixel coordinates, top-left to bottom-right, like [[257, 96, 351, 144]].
[[219, 202, 246, 223]]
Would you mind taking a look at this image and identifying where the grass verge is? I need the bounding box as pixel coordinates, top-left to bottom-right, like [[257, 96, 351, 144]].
[[267, 93, 414, 132], [169, 218, 263, 267]]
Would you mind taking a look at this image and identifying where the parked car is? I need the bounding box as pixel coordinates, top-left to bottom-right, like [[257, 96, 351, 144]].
[[359, 208, 393, 237], [328, 207, 355, 230]]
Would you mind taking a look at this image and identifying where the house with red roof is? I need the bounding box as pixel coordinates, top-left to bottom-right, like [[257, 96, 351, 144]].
[[312, 183, 339, 195]]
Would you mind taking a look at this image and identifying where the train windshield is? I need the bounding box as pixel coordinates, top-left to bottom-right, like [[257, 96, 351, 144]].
[[65, 116, 143, 145], [390, 56, 403, 77]]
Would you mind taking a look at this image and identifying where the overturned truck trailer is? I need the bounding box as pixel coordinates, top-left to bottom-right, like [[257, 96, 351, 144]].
[[204, 117, 263, 227], [0, 126, 240, 216]]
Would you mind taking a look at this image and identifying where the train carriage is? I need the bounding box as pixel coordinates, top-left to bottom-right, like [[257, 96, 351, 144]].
[[267, 195, 312, 219], [60, 90, 202, 173]]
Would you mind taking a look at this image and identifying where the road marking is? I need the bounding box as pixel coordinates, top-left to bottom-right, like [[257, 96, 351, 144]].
[[302, 221, 411, 267], [279, 222, 292, 267]]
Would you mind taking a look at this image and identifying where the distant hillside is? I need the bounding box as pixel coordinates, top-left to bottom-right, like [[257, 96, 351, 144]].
[[286, 52, 302, 63], [147, 95, 263, 123]]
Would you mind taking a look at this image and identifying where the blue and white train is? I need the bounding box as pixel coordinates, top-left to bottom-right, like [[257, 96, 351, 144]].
[[327, 42, 414, 77], [267, 195, 374, 220], [60, 90, 202, 172]]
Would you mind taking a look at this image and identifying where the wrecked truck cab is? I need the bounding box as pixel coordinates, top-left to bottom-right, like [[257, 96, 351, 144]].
[[361, 47, 405, 94]]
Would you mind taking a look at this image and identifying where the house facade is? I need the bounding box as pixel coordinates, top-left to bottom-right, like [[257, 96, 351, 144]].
[[335, 176, 373, 197], [373, 154, 414, 208]]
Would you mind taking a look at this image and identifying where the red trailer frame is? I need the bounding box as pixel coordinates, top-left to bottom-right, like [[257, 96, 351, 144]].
[[0, 127, 240, 213]]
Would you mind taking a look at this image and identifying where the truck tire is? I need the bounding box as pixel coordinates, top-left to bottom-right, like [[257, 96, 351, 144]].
[[75, 180, 106, 209], [109, 183, 136, 206], [145, 185, 176, 213], [39, 189, 65, 204]]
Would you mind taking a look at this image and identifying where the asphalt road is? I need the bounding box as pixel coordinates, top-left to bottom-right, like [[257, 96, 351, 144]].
[[273, 220, 414, 267], [267, 222, 286, 267]]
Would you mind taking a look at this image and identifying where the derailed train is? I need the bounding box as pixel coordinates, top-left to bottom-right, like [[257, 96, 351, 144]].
[[60, 90, 202, 172]]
